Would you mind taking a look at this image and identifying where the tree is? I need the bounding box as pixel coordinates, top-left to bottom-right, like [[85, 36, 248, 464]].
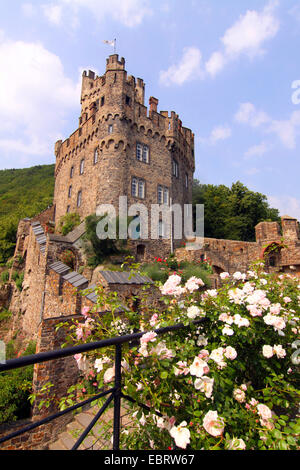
[[193, 180, 280, 242]]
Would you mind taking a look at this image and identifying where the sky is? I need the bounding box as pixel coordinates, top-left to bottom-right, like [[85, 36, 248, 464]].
[[0, 0, 300, 220]]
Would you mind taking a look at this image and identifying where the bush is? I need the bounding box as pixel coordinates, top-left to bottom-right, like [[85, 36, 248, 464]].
[[15, 272, 24, 291], [0, 341, 36, 424], [1, 270, 9, 283], [0, 308, 12, 323], [58, 213, 81, 236], [84, 214, 129, 267], [0, 368, 33, 423], [53, 261, 300, 450]]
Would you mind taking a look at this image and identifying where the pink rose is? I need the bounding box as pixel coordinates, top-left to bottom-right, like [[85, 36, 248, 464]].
[[203, 411, 225, 437]]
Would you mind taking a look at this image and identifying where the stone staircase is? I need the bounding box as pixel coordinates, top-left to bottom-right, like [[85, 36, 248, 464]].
[[48, 402, 133, 450]]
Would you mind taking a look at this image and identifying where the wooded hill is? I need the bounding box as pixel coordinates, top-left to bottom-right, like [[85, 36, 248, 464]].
[[0, 165, 55, 264]]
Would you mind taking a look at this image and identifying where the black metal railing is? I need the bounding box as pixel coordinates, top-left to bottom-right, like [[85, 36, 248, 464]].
[[0, 319, 206, 450]]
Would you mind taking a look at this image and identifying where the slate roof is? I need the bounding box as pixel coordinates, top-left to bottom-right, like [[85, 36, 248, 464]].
[[99, 271, 153, 285], [62, 271, 89, 289], [48, 261, 70, 276]]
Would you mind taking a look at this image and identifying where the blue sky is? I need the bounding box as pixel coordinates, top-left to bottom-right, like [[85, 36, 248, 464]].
[[0, 0, 300, 219]]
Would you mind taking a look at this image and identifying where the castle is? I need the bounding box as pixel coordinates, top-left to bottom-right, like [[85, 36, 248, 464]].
[[53, 54, 195, 259], [1, 54, 300, 450]]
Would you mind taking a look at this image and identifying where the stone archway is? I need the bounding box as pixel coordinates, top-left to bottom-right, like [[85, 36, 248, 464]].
[[261, 242, 282, 270]]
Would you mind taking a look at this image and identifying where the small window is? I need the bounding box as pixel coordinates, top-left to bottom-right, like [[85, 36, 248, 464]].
[[68, 185, 72, 198], [80, 159, 85, 175], [132, 178, 138, 197], [164, 187, 169, 205], [158, 185, 163, 204], [142, 145, 149, 163], [101, 96, 105, 106], [108, 124, 113, 134], [138, 180, 145, 199], [185, 173, 189, 189], [136, 143, 149, 163], [67, 205, 70, 214], [132, 177, 145, 199], [125, 95, 131, 106], [77, 191, 82, 208], [158, 220, 165, 238], [173, 159, 179, 178], [70, 166, 74, 179], [158, 186, 169, 205], [94, 148, 98, 164]]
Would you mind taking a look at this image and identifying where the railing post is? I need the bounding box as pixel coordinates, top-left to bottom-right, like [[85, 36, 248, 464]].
[[113, 343, 122, 450]]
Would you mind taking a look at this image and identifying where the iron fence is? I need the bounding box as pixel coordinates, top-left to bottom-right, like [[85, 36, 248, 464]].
[[0, 319, 206, 450]]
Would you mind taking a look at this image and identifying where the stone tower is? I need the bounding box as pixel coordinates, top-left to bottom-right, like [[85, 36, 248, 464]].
[[53, 55, 195, 259]]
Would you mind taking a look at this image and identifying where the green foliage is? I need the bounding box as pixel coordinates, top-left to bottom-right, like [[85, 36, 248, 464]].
[[141, 256, 211, 286], [0, 341, 36, 424], [53, 262, 300, 450], [58, 212, 81, 236], [0, 308, 12, 323], [193, 180, 280, 242], [0, 165, 55, 264], [15, 272, 24, 291], [83, 214, 129, 267], [1, 270, 9, 283]]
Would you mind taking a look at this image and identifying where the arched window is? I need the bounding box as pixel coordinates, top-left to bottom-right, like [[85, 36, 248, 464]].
[[77, 190, 82, 207]]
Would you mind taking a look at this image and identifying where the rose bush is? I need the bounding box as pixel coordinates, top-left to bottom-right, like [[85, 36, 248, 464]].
[[53, 261, 299, 450]]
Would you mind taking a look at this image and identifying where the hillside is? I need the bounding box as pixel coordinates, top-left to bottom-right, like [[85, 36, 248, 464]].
[[0, 165, 55, 263]]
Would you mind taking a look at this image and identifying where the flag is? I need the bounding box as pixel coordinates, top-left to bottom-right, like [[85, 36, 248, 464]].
[[103, 40, 115, 47]]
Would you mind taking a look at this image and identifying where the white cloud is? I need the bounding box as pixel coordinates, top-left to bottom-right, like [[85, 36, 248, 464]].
[[267, 111, 300, 149], [235, 102, 300, 150], [205, 1, 279, 77], [42, 4, 63, 26], [58, 0, 152, 28], [268, 195, 300, 221], [0, 34, 80, 161], [244, 141, 270, 158], [235, 102, 270, 127], [199, 125, 232, 145], [159, 47, 203, 86], [205, 51, 225, 78]]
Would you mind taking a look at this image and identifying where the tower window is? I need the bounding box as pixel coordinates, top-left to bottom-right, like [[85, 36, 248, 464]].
[[132, 177, 145, 199], [68, 185, 72, 198], [158, 186, 169, 205], [158, 220, 166, 238], [94, 148, 98, 164], [80, 159, 85, 175], [67, 205, 70, 214], [185, 173, 189, 189], [172, 159, 179, 178], [70, 166, 74, 179], [77, 191, 82, 208], [164, 187, 169, 205], [158, 185, 163, 204], [101, 96, 105, 106], [125, 95, 131, 106], [136, 143, 149, 163], [108, 124, 113, 134]]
